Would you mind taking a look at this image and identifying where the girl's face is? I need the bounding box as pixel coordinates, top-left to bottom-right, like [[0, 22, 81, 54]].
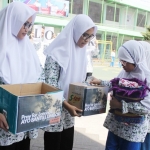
[[77, 27, 94, 48], [17, 16, 32, 40], [120, 60, 135, 72]]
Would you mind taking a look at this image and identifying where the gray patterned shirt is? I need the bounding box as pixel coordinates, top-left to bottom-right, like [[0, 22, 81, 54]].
[[101, 80, 150, 142], [43, 56, 74, 132]]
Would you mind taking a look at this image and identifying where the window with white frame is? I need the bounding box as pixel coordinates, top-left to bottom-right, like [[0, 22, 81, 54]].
[[88, 1, 102, 23], [72, 0, 83, 14], [136, 13, 146, 27], [106, 6, 120, 22]]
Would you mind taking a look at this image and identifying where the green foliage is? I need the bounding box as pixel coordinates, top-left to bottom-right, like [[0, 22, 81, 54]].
[[142, 26, 150, 40]]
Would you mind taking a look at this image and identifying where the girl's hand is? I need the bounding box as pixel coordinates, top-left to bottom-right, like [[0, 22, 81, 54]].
[[110, 96, 129, 125], [90, 76, 101, 85], [110, 95, 122, 109], [0, 113, 9, 132], [63, 100, 82, 117], [67, 105, 82, 117]]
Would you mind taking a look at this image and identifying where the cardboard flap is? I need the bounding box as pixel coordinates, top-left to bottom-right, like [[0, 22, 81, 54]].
[[0, 83, 43, 96], [70, 83, 101, 89], [41, 83, 59, 94], [0, 83, 61, 96]]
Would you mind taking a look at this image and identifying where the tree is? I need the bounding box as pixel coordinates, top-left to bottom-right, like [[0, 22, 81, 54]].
[[142, 26, 150, 40]]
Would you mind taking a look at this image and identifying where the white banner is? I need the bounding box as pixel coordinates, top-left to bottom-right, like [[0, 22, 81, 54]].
[[43, 27, 54, 43], [33, 25, 42, 42]]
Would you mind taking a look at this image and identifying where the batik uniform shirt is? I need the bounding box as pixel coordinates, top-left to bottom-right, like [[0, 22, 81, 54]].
[[43, 56, 74, 132], [0, 66, 45, 146], [101, 80, 150, 142]]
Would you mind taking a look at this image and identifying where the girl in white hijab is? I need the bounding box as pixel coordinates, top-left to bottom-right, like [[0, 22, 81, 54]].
[[43, 14, 97, 150], [0, 2, 43, 150], [139, 41, 150, 150], [90, 40, 150, 150]]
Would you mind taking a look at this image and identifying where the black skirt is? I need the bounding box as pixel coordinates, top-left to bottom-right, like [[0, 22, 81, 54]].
[[0, 137, 30, 150]]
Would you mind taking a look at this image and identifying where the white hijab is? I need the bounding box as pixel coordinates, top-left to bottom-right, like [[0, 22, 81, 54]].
[[118, 40, 150, 109], [139, 41, 150, 69], [0, 2, 41, 84], [44, 14, 97, 99]]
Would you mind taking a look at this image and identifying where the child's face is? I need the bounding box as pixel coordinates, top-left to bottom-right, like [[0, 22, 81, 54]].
[[120, 60, 135, 72], [77, 27, 94, 48], [17, 17, 32, 40]]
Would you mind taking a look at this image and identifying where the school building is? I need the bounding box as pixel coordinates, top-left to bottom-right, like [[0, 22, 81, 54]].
[[1, 0, 150, 59]]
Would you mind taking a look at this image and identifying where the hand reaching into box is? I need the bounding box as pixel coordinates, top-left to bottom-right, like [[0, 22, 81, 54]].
[[90, 76, 101, 85]]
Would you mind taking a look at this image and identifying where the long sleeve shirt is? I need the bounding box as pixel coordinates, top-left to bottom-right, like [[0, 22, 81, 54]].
[[101, 80, 150, 142], [43, 56, 74, 132]]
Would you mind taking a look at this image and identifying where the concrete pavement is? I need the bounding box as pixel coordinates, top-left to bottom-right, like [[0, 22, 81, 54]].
[[31, 113, 108, 150]]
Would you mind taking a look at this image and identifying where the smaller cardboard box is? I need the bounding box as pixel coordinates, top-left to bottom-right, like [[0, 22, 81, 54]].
[[68, 83, 109, 116], [0, 83, 63, 134]]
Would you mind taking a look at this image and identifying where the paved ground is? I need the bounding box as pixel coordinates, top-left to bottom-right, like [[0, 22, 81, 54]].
[[31, 114, 107, 150], [30, 60, 122, 150]]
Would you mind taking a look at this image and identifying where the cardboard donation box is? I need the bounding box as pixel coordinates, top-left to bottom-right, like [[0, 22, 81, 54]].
[[68, 83, 109, 116], [0, 83, 63, 134]]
